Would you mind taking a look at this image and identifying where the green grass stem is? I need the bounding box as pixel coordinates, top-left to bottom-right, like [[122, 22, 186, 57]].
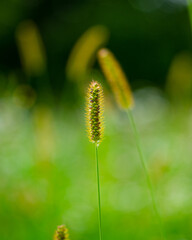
[[95, 143, 103, 240], [127, 109, 166, 240], [187, 0, 192, 32]]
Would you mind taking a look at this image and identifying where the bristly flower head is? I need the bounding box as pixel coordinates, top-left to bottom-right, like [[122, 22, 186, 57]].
[[54, 225, 69, 240], [97, 48, 134, 110], [86, 80, 104, 145]]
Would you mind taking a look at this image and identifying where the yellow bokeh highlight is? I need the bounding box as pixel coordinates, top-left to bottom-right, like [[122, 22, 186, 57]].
[[66, 25, 109, 81], [166, 52, 192, 104], [33, 105, 55, 163], [16, 20, 46, 76]]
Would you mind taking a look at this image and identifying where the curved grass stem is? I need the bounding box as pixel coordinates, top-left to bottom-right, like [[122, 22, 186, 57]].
[[95, 144, 103, 240], [127, 109, 166, 240]]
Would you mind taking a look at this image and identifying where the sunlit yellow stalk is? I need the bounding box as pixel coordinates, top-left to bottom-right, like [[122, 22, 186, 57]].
[[97, 48, 134, 109]]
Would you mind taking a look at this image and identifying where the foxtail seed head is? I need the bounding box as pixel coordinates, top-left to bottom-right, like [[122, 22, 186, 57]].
[[54, 225, 69, 240], [97, 48, 134, 110], [86, 80, 104, 145]]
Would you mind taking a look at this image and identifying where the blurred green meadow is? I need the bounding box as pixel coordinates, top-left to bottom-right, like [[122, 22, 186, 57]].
[[1, 0, 192, 239], [1, 84, 192, 240]]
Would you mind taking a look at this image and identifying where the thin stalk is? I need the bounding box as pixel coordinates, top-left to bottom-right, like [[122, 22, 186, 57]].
[[187, 0, 192, 32], [95, 144, 103, 240], [127, 109, 165, 240]]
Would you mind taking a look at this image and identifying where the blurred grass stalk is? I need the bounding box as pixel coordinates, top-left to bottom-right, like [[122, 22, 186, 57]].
[[66, 25, 109, 88], [33, 105, 55, 168], [15, 20, 53, 104], [127, 109, 165, 240], [187, 0, 192, 32], [166, 52, 192, 108], [98, 48, 166, 239], [16, 20, 47, 76]]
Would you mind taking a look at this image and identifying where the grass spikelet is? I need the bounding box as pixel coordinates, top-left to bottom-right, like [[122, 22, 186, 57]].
[[97, 48, 134, 109], [86, 80, 104, 145], [54, 225, 69, 240]]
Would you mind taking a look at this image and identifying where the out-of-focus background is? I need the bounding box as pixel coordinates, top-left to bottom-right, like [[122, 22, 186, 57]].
[[1, 0, 192, 239]]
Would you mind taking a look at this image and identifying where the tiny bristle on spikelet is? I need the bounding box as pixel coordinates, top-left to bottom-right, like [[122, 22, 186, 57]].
[[86, 80, 104, 144], [97, 48, 134, 109], [54, 225, 69, 240]]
